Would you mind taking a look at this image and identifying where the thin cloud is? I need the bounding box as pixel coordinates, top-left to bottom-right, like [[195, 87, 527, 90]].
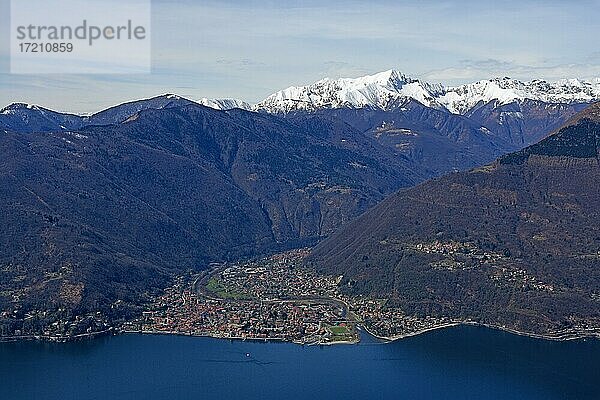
[[423, 59, 600, 85]]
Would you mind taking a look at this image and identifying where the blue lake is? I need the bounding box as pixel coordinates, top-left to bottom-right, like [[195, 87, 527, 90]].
[[1, 325, 599, 400]]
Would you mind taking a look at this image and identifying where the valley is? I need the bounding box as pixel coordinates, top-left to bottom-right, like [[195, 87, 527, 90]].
[[122, 249, 454, 345], [1, 71, 600, 342]]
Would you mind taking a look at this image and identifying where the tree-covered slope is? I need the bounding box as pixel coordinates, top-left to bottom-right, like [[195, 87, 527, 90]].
[[309, 103, 600, 334]]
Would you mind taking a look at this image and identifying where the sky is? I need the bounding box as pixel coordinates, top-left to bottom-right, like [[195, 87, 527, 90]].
[[1, 0, 600, 113]]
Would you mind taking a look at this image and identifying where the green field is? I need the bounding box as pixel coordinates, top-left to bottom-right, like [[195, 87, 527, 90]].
[[328, 325, 350, 335], [205, 277, 252, 300], [325, 324, 355, 342]]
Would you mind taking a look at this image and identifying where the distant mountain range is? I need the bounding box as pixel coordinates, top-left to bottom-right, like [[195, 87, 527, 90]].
[[3, 69, 597, 151], [4, 69, 600, 121], [254, 70, 597, 150], [309, 103, 600, 335], [253, 70, 600, 114], [3, 70, 597, 178]]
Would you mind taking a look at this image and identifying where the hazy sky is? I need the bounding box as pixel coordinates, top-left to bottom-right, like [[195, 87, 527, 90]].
[[1, 0, 599, 113]]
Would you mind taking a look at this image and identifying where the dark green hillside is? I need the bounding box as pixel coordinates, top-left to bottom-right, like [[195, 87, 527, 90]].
[[309, 104, 600, 334]]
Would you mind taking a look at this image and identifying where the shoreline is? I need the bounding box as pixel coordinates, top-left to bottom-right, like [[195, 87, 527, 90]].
[[0, 328, 113, 343], [2, 322, 598, 345], [120, 329, 360, 346], [363, 321, 600, 343], [361, 322, 462, 342], [461, 322, 600, 342]]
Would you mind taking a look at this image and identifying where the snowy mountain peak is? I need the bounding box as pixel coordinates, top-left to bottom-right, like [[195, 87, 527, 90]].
[[338, 69, 411, 88], [255, 69, 443, 113], [441, 76, 600, 114], [162, 93, 182, 100], [1, 103, 40, 114], [199, 98, 252, 111]]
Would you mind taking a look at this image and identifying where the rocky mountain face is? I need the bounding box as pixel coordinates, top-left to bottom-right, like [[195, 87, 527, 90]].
[[438, 76, 600, 114], [465, 99, 590, 147], [0, 103, 422, 323], [255, 70, 446, 113], [292, 99, 512, 177], [199, 97, 252, 111], [309, 103, 600, 335], [253, 71, 599, 150]]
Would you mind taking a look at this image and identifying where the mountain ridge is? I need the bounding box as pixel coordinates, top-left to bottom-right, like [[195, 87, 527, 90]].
[[4, 70, 594, 154]]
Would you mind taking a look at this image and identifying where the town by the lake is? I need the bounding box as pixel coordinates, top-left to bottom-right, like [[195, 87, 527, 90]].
[[122, 248, 478, 345]]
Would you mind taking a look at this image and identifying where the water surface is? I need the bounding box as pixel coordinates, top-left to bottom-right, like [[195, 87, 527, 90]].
[[1, 325, 598, 399]]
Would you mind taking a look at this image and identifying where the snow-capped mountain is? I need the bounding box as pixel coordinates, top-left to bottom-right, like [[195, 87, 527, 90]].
[[251, 70, 600, 115], [439, 77, 600, 114], [4, 70, 599, 147], [255, 70, 445, 113], [199, 97, 252, 111]]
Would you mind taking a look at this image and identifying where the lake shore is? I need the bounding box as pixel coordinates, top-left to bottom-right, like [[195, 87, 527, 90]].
[[363, 321, 600, 343], [3, 321, 598, 345], [0, 328, 113, 343], [119, 329, 361, 346]]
